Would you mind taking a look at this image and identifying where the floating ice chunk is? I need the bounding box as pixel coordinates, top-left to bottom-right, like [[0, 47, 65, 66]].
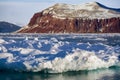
[[0, 39, 7, 44], [17, 48, 46, 55], [0, 53, 13, 63], [94, 38, 107, 41], [50, 43, 61, 54], [9, 40, 16, 43], [19, 48, 34, 55], [25, 37, 29, 40], [0, 46, 7, 52], [0, 53, 13, 59], [34, 37, 39, 41], [23, 61, 33, 70], [59, 37, 65, 40], [37, 42, 42, 48], [50, 37, 58, 42]]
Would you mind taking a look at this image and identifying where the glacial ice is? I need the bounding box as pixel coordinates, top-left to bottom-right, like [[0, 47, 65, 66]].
[[0, 34, 120, 73]]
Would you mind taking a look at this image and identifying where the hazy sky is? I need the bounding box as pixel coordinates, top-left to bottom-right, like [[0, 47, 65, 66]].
[[0, 0, 120, 26]]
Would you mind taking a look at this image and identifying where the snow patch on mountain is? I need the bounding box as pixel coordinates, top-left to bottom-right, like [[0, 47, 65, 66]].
[[43, 2, 120, 19]]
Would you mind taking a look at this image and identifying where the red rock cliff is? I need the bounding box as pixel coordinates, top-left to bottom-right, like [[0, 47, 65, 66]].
[[17, 2, 120, 33]]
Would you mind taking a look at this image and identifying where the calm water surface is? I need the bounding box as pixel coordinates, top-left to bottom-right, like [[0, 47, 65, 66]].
[[0, 68, 120, 80]]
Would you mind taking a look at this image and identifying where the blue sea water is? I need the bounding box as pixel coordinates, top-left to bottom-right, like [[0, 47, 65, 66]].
[[0, 33, 120, 80]]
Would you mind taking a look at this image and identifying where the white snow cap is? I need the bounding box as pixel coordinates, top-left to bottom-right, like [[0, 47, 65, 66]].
[[43, 2, 120, 19]]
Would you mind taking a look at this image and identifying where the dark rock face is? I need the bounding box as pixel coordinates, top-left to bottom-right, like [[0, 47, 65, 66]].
[[18, 2, 120, 33], [18, 12, 120, 33]]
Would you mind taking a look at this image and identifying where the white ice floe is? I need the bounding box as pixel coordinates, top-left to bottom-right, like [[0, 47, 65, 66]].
[[0, 39, 7, 44], [38, 49, 118, 73], [0, 53, 13, 63]]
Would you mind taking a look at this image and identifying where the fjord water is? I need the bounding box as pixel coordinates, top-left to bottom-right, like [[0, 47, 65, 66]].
[[0, 68, 120, 80], [0, 33, 120, 80]]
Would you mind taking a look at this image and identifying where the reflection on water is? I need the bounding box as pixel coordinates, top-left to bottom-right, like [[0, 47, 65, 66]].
[[0, 68, 120, 80]]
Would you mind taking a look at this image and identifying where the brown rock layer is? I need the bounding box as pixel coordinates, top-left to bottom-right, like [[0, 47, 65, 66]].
[[18, 12, 120, 33]]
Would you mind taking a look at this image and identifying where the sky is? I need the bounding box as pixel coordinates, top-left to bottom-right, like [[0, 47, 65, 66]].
[[0, 0, 120, 26]]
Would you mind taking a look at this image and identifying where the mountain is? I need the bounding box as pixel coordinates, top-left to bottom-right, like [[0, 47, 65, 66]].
[[0, 21, 21, 33], [17, 2, 120, 33]]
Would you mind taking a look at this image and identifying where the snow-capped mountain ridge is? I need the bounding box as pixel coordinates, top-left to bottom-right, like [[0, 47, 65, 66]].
[[43, 2, 120, 19]]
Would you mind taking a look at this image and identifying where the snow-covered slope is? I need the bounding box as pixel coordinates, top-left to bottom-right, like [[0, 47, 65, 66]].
[[43, 2, 120, 19], [0, 21, 21, 33]]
